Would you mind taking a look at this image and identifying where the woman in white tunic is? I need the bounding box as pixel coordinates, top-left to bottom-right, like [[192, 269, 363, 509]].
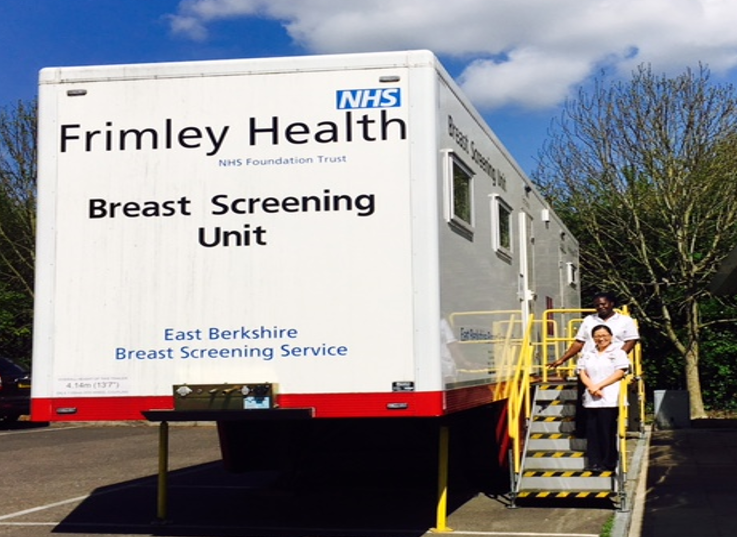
[[577, 324, 630, 471]]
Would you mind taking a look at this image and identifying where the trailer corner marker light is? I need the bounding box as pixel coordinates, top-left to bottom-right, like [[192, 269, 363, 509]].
[[386, 402, 409, 410], [66, 89, 88, 96], [379, 75, 401, 83], [56, 407, 78, 414]]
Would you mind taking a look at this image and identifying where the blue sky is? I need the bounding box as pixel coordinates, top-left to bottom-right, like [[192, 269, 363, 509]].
[[3, 0, 737, 175]]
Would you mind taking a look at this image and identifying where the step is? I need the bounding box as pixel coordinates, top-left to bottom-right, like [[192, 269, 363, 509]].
[[523, 450, 586, 470], [515, 490, 616, 500], [534, 400, 577, 417], [529, 415, 576, 434], [526, 433, 586, 451], [535, 387, 578, 402], [534, 382, 576, 389], [518, 469, 614, 491], [534, 382, 577, 391]]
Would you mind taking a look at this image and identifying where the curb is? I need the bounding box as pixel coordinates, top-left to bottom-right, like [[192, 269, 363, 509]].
[[611, 425, 651, 537]]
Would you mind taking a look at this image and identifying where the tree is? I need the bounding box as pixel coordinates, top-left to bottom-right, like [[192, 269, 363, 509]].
[[0, 282, 32, 363], [533, 65, 737, 419], [0, 99, 36, 359]]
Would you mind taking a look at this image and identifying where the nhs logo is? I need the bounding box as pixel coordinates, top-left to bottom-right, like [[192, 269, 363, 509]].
[[336, 88, 401, 109]]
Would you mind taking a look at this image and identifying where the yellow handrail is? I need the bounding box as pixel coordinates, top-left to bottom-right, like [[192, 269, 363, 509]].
[[617, 374, 632, 475], [631, 331, 646, 437], [540, 308, 594, 381], [506, 314, 535, 475]]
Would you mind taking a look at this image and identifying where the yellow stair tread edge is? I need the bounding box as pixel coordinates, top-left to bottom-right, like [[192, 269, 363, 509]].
[[530, 433, 579, 439], [516, 490, 616, 499], [522, 470, 615, 477], [536, 383, 576, 390], [528, 451, 585, 458]]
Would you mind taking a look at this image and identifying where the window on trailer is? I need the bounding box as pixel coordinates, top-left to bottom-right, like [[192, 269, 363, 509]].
[[447, 152, 474, 234], [492, 194, 512, 258]]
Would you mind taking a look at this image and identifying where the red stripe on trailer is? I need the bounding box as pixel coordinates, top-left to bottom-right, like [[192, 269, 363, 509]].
[[445, 382, 509, 413], [31, 396, 173, 421], [31, 384, 508, 422]]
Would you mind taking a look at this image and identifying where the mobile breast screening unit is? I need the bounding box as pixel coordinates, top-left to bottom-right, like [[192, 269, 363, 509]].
[[33, 50, 579, 505]]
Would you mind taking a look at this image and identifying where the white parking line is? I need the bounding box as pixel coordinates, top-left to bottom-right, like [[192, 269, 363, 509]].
[[0, 461, 218, 524], [0, 425, 86, 436], [0, 522, 602, 537], [442, 530, 599, 537], [0, 522, 58, 526], [0, 494, 90, 521]]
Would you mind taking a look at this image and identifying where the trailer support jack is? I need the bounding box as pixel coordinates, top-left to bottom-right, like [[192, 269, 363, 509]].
[[431, 425, 453, 533], [155, 420, 169, 525]]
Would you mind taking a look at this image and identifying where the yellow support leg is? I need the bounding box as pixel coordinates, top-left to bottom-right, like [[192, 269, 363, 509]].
[[431, 425, 453, 533], [156, 420, 169, 524]]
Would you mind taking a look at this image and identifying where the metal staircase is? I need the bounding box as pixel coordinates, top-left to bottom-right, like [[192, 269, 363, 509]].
[[509, 380, 625, 508], [501, 307, 644, 511], [450, 308, 641, 512]]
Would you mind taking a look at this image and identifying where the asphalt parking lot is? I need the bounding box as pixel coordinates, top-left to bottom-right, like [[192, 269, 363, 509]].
[[0, 421, 621, 537]]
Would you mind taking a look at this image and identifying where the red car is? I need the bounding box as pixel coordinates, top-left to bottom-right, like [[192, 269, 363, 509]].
[[0, 357, 31, 421]]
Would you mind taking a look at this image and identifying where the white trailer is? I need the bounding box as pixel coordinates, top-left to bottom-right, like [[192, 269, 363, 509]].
[[32, 50, 578, 424]]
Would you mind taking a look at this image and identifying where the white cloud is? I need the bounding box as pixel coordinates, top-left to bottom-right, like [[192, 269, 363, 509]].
[[167, 0, 263, 41], [168, 0, 737, 110], [459, 50, 595, 110]]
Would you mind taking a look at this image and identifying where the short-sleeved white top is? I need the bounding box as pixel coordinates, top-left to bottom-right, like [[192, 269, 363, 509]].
[[574, 312, 639, 354], [577, 344, 630, 408]]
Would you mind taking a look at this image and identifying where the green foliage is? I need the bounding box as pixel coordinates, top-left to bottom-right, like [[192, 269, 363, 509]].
[[534, 65, 737, 416], [636, 297, 737, 412], [0, 282, 32, 364], [640, 327, 683, 391], [697, 298, 737, 411], [0, 99, 37, 296], [599, 514, 614, 537], [0, 99, 37, 364]]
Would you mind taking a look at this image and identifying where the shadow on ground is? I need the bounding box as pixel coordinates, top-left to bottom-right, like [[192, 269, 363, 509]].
[[54, 461, 478, 537], [0, 418, 49, 431]]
